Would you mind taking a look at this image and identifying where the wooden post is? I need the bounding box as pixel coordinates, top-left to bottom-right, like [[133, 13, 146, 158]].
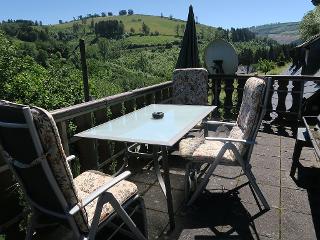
[[56, 121, 70, 156], [79, 39, 90, 102], [75, 113, 98, 171]]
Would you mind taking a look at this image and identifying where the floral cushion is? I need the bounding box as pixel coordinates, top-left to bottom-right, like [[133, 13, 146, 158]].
[[191, 126, 245, 165], [31, 106, 89, 232], [172, 68, 208, 105], [74, 170, 138, 226], [179, 77, 265, 165], [179, 137, 204, 156], [236, 77, 265, 139]]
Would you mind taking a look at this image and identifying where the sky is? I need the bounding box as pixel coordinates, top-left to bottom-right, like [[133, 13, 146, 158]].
[[0, 1, 315, 28]]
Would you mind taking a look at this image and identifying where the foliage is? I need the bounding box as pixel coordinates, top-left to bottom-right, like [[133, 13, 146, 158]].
[[255, 59, 276, 74], [0, 14, 293, 112], [299, 6, 320, 40]]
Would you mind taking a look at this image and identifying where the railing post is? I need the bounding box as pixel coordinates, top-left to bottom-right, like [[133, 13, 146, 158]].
[[290, 79, 304, 117], [136, 96, 145, 109], [211, 76, 221, 118], [94, 107, 111, 169], [145, 93, 155, 105], [297, 79, 305, 120], [265, 78, 274, 121], [276, 78, 289, 119], [109, 103, 126, 172], [155, 90, 162, 103], [56, 121, 70, 156], [236, 77, 246, 111], [223, 77, 234, 120], [75, 113, 98, 171]]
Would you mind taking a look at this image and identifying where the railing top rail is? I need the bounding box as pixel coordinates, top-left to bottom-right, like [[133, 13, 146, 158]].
[[51, 81, 172, 122], [209, 74, 320, 81]]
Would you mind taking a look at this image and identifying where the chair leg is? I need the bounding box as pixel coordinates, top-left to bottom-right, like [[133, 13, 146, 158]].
[[108, 195, 147, 240], [137, 196, 148, 239], [187, 159, 220, 206], [244, 166, 270, 211], [184, 162, 192, 201], [25, 214, 35, 240]]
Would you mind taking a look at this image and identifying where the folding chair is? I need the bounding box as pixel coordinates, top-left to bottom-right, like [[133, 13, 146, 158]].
[[0, 100, 148, 240], [179, 77, 271, 210]]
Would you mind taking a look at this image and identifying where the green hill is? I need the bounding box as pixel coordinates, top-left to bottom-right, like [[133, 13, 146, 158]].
[[52, 14, 213, 37], [250, 22, 300, 44]]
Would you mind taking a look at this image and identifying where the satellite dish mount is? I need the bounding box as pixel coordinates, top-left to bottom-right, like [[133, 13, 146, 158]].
[[212, 60, 224, 74]]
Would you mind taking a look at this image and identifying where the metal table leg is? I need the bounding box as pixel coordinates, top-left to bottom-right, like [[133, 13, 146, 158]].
[[152, 146, 175, 230]]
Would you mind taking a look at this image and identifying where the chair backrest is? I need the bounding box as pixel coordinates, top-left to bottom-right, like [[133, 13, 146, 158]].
[[0, 100, 88, 233], [172, 68, 208, 105], [228, 77, 270, 161]]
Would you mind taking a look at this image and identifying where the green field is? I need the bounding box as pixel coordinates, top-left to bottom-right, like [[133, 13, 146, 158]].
[[250, 22, 300, 44]]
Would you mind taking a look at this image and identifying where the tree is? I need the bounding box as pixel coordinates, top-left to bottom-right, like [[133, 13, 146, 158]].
[[90, 18, 95, 32], [119, 10, 127, 16], [108, 12, 113, 16], [175, 25, 180, 36], [128, 9, 134, 15], [97, 38, 110, 60], [37, 49, 48, 66], [81, 18, 87, 25], [239, 48, 254, 73], [161, 13, 164, 18], [141, 22, 150, 35], [130, 27, 135, 34], [59, 20, 63, 24], [72, 23, 81, 35], [299, 6, 320, 40], [101, 12, 106, 17], [312, 0, 320, 6], [169, 15, 173, 20], [256, 59, 276, 74], [94, 20, 124, 39]]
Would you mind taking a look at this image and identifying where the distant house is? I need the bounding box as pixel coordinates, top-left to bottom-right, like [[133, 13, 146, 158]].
[[292, 34, 320, 76]]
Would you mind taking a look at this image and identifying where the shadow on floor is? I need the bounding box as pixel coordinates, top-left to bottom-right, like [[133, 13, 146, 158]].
[[164, 188, 268, 240], [292, 164, 320, 240]]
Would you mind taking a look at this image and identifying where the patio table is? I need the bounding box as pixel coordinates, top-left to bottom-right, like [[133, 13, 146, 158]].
[[75, 104, 215, 230]]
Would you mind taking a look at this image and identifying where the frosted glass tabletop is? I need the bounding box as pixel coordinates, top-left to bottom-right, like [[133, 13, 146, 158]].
[[75, 104, 215, 146]]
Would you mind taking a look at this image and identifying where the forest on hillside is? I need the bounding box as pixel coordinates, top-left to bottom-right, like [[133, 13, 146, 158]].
[[0, 11, 296, 110]]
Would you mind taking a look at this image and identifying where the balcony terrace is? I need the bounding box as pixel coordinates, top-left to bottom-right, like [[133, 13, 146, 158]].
[[1, 74, 320, 239]]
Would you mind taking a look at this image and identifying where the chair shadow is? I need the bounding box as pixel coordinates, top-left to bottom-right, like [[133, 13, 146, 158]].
[[291, 164, 320, 239], [166, 188, 268, 240]]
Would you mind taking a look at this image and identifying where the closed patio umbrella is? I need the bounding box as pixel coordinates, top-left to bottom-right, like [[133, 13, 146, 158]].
[[175, 5, 200, 69]]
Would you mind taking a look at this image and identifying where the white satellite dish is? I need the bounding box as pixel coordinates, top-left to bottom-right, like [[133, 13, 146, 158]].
[[204, 39, 238, 75]]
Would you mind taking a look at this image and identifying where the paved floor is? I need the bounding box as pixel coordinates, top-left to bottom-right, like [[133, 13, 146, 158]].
[[128, 125, 320, 240]]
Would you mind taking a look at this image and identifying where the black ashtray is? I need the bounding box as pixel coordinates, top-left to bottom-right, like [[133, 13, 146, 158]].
[[152, 112, 164, 119]]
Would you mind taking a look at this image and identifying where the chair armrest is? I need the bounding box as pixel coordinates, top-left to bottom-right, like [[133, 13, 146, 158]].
[[205, 121, 237, 126], [66, 155, 76, 162], [205, 137, 255, 145], [69, 171, 132, 215]]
